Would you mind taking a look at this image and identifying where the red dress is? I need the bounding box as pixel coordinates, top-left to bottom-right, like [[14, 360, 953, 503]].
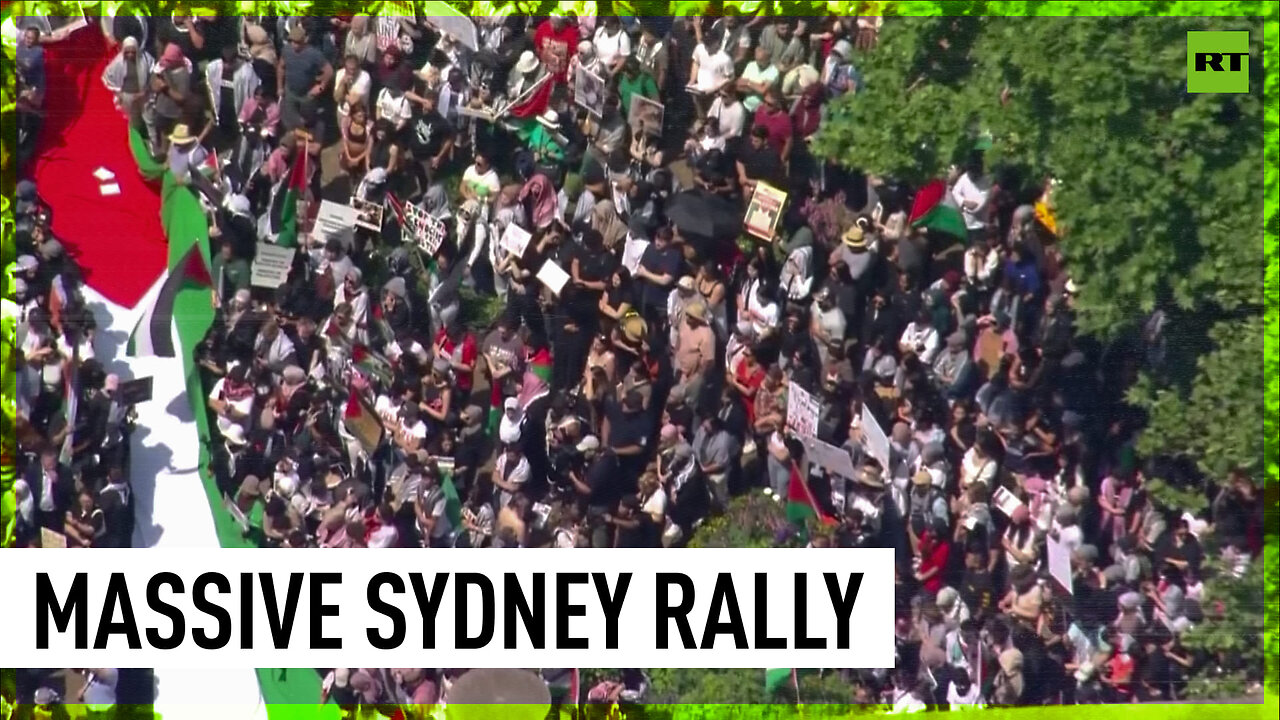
[[735, 362, 766, 426], [434, 328, 478, 394]]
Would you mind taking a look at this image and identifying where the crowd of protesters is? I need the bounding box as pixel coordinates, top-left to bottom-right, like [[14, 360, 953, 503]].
[[10, 178, 138, 553], [8, 7, 1267, 713]]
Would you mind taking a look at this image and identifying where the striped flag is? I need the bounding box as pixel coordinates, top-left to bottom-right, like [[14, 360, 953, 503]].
[[786, 462, 836, 527], [127, 245, 212, 358], [275, 148, 309, 248], [908, 179, 968, 240]]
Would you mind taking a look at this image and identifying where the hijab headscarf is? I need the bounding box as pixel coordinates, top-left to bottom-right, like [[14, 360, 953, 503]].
[[591, 198, 628, 249]]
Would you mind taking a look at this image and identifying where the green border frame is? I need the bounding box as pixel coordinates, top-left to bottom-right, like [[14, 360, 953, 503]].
[[1, 1, 1276, 719]]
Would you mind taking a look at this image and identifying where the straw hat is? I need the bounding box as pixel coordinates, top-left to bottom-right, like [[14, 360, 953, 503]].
[[515, 50, 540, 74], [857, 466, 885, 489], [621, 314, 647, 343], [169, 124, 198, 145], [842, 225, 867, 250], [912, 470, 932, 487], [685, 300, 707, 322], [537, 109, 561, 130]]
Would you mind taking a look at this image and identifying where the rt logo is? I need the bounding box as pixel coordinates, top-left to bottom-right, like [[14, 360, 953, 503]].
[[1187, 31, 1249, 93]]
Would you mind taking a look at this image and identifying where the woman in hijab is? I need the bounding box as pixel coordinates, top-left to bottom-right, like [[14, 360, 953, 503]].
[[591, 197, 628, 250], [102, 36, 153, 120]]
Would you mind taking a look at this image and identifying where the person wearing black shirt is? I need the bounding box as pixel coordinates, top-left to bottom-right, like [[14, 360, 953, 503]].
[[736, 124, 786, 193], [410, 90, 455, 174], [605, 391, 650, 492], [608, 495, 657, 548], [635, 226, 682, 334]]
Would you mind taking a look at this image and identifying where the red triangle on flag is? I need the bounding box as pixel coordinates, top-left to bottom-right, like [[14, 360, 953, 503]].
[[908, 179, 948, 225], [180, 245, 213, 288]]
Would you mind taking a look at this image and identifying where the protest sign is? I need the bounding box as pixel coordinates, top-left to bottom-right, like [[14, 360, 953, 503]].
[[744, 182, 788, 241], [250, 243, 297, 288], [312, 200, 356, 247], [786, 381, 820, 438], [351, 196, 384, 232], [536, 261, 571, 296], [992, 485, 1026, 518], [575, 66, 607, 118], [118, 377, 154, 405], [800, 435, 858, 481], [1046, 534, 1074, 595], [622, 237, 649, 274], [628, 95, 665, 138], [500, 223, 533, 258], [41, 528, 67, 548], [860, 404, 891, 472]]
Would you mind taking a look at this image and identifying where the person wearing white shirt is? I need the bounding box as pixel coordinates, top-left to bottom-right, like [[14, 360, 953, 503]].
[[593, 17, 631, 75], [375, 83, 414, 131], [746, 286, 780, 339], [689, 30, 735, 115], [706, 86, 746, 140], [900, 315, 941, 364], [951, 154, 992, 237], [333, 54, 371, 113]]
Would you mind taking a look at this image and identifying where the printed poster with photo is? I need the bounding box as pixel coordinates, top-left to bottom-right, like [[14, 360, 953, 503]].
[[628, 95, 665, 138], [351, 196, 384, 233], [744, 182, 788, 241], [575, 66, 607, 119]]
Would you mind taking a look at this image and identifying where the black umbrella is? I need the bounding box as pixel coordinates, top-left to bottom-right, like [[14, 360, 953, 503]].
[[665, 189, 743, 243]]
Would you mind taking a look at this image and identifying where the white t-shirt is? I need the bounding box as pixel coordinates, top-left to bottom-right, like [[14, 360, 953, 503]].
[[642, 487, 668, 521], [462, 165, 501, 199], [707, 96, 746, 139], [692, 44, 734, 93], [208, 378, 254, 434], [748, 297, 779, 337], [900, 321, 941, 364], [335, 67, 371, 103], [593, 27, 631, 69], [951, 172, 991, 230], [376, 88, 414, 127]]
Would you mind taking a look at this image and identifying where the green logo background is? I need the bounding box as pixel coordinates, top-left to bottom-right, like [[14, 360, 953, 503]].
[[1187, 30, 1250, 93]]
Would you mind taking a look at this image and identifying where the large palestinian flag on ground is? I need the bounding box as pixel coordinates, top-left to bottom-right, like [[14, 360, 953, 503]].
[[127, 244, 212, 358], [908, 179, 969, 240]]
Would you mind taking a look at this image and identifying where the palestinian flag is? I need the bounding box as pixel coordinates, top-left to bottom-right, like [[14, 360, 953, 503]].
[[127, 245, 212, 358], [786, 462, 836, 526], [274, 148, 309, 248], [908, 179, 968, 240], [528, 345, 552, 385], [487, 381, 504, 440]]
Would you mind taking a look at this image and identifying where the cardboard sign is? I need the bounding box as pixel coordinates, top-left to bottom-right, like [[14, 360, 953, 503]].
[[859, 404, 890, 473], [250, 243, 297, 288], [351, 196, 384, 232], [786, 381, 820, 438], [40, 527, 67, 548], [406, 204, 447, 256], [117, 377, 153, 405], [575, 66, 607, 119], [800, 435, 858, 481], [744, 182, 788, 241], [536, 261, 571, 296], [312, 200, 357, 247], [500, 223, 532, 258], [628, 94, 665, 138], [1046, 533, 1074, 595]]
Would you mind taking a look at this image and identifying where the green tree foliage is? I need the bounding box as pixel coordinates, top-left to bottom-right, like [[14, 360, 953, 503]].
[[1181, 559, 1267, 698], [687, 492, 794, 548], [812, 10, 1272, 335]]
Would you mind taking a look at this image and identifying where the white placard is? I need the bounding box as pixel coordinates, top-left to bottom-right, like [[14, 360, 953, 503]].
[[404, 203, 447, 255], [1046, 534, 1074, 595], [250, 243, 297, 288], [99, 183, 121, 196], [800, 435, 858, 481], [1, 548, 896, 670], [313, 200, 357, 246], [500, 223, 532, 257], [992, 485, 1026, 518], [536, 260, 571, 296], [859, 404, 890, 472], [786, 382, 820, 438], [93, 167, 116, 182], [622, 237, 649, 275]]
